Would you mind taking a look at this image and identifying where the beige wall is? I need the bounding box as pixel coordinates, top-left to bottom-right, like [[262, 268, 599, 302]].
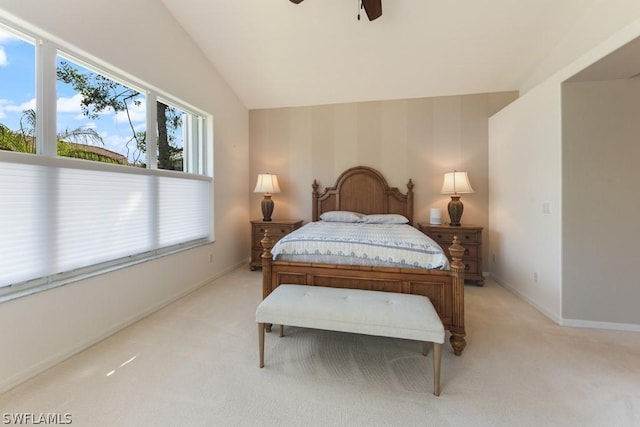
[[562, 78, 640, 324], [0, 0, 250, 393], [250, 92, 518, 270]]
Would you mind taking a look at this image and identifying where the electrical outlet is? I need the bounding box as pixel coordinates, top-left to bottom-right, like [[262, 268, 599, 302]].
[[209, 254, 213, 263], [533, 272, 538, 283]]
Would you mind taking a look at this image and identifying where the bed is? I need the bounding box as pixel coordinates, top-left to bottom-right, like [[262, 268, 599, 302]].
[[260, 166, 468, 355]]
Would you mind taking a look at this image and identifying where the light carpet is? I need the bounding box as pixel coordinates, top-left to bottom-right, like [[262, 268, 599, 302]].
[[1, 267, 639, 426]]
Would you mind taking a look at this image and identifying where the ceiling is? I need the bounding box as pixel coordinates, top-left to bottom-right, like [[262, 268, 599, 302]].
[[161, 0, 596, 110]]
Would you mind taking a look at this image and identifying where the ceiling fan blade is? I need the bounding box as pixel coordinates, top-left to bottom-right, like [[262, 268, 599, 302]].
[[361, 0, 382, 21], [290, 0, 304, 4]]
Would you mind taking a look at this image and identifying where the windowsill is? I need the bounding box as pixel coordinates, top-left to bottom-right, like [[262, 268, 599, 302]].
[[0, 240, 212, 305]]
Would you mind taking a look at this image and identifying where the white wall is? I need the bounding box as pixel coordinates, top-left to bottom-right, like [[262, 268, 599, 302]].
[[489, 12, 640, 327], [0, 0, 250, 393], [488, 81, 562, 321]]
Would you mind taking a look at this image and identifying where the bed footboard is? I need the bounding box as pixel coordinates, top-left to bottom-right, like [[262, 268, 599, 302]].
[[261, 229, 467, 355]]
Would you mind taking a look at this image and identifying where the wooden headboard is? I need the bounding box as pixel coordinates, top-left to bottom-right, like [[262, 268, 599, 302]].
[[311, 166, 414, 225]]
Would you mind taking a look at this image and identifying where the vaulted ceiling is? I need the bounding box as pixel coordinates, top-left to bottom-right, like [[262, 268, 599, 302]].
[[161, 0, 595, 109]]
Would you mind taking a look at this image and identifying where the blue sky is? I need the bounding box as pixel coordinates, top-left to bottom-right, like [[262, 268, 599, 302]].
[[0, 28, 36, 130], [0, 26, 149, 163]]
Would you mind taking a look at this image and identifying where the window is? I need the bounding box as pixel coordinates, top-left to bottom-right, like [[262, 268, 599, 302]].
[[56, 55, 147, 166], [0, 18, 213, 299], [157, 100, 207, 174], [0, 155, 211, 294], [0, 25, 36, 154]]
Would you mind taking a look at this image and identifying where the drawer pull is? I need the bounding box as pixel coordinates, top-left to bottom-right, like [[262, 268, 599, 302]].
[[436, 234, 442, 239], [260, 228, 264, 233], [464, 249, 470, 256], [281, 229, 286, 233], [465, 235, 471, 240], [464, 264, 470, 271]]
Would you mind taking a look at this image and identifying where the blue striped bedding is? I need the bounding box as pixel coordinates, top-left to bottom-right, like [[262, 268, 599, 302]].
[[271, 221, 449, 270]]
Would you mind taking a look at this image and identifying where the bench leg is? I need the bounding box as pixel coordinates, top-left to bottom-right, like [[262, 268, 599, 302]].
[[258, 323, 265, 368], [280, 324, 284, 337], [433, 342, 442, 396], [422, 342, 428, 356]]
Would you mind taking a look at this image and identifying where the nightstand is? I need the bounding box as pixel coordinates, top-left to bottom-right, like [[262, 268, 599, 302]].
[[250, 219, 303, 270], [417, 223, 484, 286]]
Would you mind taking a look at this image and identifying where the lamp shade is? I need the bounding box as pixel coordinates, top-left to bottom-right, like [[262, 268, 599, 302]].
[[441, 171, 474, 195], [254, 174, 281, 194]]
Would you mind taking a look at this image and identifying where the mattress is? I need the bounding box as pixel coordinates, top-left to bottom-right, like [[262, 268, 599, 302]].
[[271, 221, 449, 270]]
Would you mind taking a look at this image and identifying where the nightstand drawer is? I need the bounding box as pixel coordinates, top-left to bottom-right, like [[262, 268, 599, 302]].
[[430, 229, 480, 244], [461, 260, 478, 274], [250, 219, 303, 270], [417, 223, 484, 286], [253, 224, 293, 237], [443, 244, 478, 259], [252, 225, 291, 246]]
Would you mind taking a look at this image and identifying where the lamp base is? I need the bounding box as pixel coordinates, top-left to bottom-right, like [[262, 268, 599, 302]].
[[447, 195, 464, 226], [261, 195, 274, 222]]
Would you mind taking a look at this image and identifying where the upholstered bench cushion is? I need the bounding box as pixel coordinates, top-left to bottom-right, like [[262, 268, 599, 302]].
[[255, 284, 444, 343]]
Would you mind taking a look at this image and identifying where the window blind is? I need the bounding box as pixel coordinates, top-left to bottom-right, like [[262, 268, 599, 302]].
[[0, 155, 211, 295]]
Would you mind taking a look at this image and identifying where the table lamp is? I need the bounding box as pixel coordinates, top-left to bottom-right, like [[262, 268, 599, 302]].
[[441, 171, 474, 226], [254, 173, 281, 221]]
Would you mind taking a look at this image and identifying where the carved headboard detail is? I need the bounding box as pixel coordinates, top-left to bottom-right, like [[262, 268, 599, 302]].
[[312, 166, 414, 225]]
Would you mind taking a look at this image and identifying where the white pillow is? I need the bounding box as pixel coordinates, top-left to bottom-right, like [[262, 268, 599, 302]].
[[320, 211, 365, 223], [361, 214, 409, 224]]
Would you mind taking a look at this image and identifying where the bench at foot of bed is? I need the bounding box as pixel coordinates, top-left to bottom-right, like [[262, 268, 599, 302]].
[[255, 284, 445, 396]]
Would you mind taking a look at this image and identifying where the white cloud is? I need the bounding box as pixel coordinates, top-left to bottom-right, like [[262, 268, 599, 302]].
[[0, 98, 36, 120], [4, 98, 36, 113], [115, 98, 146, 125], [104, 134, 130, 150], [0, 98, 36, 128], [57, 93, 85, 114], [0, 99, 8, 119], [58, 94, 119, 121], [0, 47, 7, 67], [102, 133, 144, 163]]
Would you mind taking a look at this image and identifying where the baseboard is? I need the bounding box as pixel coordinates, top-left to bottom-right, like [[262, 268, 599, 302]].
[[0, 260, 246, 395], [488, 273, 561, 324], [560, 318, 640, 332], [489, 273, 640, 333]]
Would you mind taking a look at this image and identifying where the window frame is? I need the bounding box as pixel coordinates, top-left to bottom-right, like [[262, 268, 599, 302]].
[[0, 21, 38, 154], [0, 16, 215, 302], [55, 50, 150, 166], [0, 15, 213, 173], [156, 96, 209, 174]]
